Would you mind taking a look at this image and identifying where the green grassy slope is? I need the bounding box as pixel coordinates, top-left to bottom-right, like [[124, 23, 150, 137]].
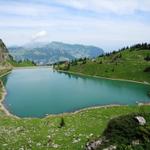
[[56, 49, 150, 83], [0, 104, 150, 149], [70, 49, 150, 83], [8, 59, 36, 67]]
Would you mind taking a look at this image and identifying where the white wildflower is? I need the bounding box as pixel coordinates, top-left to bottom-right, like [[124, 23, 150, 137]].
[[36, 143, 41, 146], [53, 144, 59, 148], [47, 135, 51, 138]]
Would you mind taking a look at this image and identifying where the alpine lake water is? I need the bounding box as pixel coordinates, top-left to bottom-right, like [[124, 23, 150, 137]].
[[1, 68, 150, 117]]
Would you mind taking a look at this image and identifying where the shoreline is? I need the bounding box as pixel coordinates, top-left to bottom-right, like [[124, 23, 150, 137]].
[[0, 84, 124, 118], [45, 104, 122, 118], [57, 69, 150, 86], [13, 66, 52, 70], [0, 80, 19, 118], [0, 67, 150, 119], [0, 70, 19, 118]]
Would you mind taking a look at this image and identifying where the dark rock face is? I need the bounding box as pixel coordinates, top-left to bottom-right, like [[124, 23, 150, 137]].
[[0, 39, 9, 63]]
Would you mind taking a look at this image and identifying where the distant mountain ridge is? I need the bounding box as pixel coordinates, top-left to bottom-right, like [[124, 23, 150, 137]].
[[8, 41, 104, 64]]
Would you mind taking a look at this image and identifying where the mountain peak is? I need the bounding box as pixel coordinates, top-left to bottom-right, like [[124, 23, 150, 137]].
[[9, 41, 104, 64]]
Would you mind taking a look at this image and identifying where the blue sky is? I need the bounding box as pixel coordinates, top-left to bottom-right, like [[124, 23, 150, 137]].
[[0, 0, 150, 51]]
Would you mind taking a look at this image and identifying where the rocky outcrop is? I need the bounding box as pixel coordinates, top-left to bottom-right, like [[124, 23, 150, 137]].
[[0, 39, 9, 63], [135, 116, 146, 125], [86, 138, 103, 150], [85, 138, 117, 150]]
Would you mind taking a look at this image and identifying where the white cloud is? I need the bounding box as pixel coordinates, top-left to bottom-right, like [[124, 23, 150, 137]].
[[1, 15, 150, 50], [0, 0, 150, 51], [57, 0, 150, 15], [2, 0, 149, 17], [0, 1, 65, 17], [32, 30, 48, 41]]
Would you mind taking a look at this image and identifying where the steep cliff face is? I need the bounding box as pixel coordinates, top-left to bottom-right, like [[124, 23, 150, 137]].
[[0, 39, 12, 74], [0, 39, 9, 63]]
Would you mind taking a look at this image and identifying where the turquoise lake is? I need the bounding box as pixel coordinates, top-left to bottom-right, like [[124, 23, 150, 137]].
[[2, 68, 150, 117]]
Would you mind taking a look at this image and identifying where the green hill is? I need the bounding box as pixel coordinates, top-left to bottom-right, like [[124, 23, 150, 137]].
[[55, 44, 150, 83]]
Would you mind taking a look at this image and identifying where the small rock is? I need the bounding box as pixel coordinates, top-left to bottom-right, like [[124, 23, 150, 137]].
[[132, 140, 140, 145], [135, 116, 146, 125], [86, 139, 102, 150]]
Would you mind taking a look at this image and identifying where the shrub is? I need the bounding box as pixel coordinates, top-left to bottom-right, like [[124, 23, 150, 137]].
[[59, 117, 65, 128], [144, 55, 150, 61], [95, 113, 150, 149], [98, 61, 103, 64], [143, 67, 150, 72]]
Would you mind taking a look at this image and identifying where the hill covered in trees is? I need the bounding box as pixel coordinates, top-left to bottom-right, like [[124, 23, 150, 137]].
[[54, 43, 150, 83]]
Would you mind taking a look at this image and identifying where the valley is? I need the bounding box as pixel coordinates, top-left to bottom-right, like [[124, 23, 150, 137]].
[[0, 39, 150, 150]]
